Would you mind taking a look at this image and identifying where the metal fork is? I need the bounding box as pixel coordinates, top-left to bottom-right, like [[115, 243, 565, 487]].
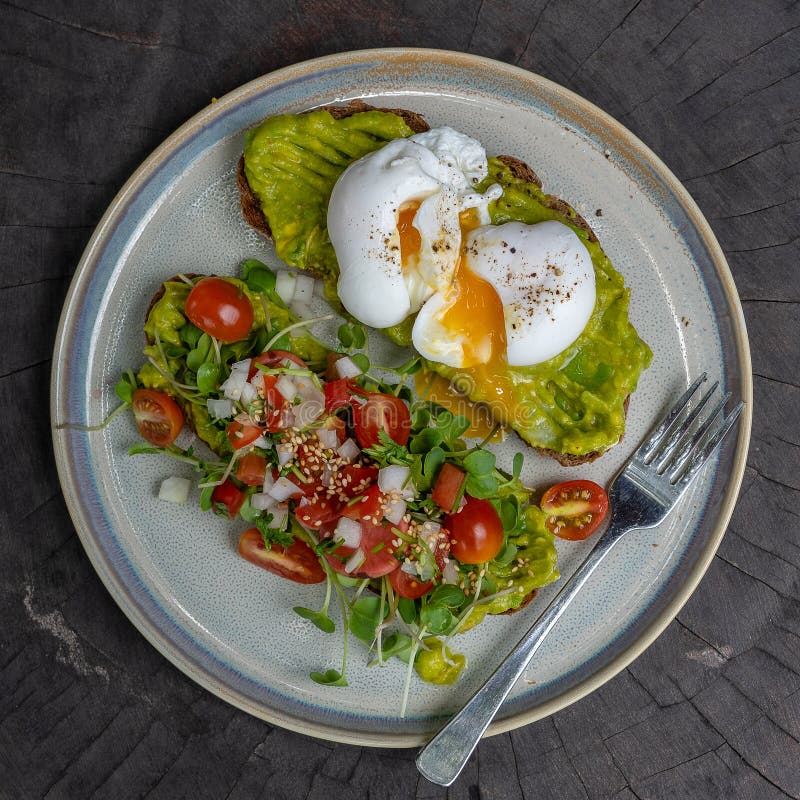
[[416, 374, 744, 787]]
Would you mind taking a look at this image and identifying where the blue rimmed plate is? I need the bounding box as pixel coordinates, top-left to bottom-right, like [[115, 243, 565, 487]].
[[51, 48, 751, 746]]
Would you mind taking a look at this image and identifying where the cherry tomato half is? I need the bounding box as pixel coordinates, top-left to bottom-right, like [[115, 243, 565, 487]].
[[446, 497, 504, 564], [540, 480, 609, 541], [248, 349, 308, 380], [211, 479, 245, 518], [238, 529, 325, 584], [431, 463, 466, 512], [131, 389, 183, 447], [389, 567, 433, 599], [184, 277, 254, 343], [352, 393, 411, 449]]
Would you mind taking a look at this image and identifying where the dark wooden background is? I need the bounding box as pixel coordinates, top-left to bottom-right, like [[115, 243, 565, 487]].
[[2, 1, 798, 797]]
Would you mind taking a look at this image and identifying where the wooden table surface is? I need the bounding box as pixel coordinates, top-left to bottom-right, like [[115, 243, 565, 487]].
[[2, 1, 798, 798]]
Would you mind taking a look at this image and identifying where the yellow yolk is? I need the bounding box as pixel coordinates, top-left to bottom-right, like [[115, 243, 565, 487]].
[[397, 202, 422, 268]]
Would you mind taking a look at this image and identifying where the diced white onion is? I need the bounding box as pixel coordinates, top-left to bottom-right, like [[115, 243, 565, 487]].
[[270, 506, 289, 530], [335, 517, 363, 549], [275, 271, 296, 305], [290, 302, 313, 320], [294, 275, 315, 305], [281, 407, 296, 430], [158, 476, 191, 504], [292, 398, 325, 428], [421, 520, 442, 546], [269, 476, 302, 501], [240, 381, 258, 406], [252, 435, 272, 449], [442, 559, 459, 585], [230, 358, 252, 374], [384, 497, 406, 525], [344, 549, 366, 574], [293, 374, 316, 398], [334, 356, 363, 379], [277, 444, 294, 466], [250, 492, 276, 511], [262, 471, 276, 494], [337, 438, 360, 463], [276, 375, 297, 402], [401, 559, 419, 576], [207, 398, 234, 420], [317, 427, 339, 450], [378, 465, 415, 499], [221, 370, 247, 401]]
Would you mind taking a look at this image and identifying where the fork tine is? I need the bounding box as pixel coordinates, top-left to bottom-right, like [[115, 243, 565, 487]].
[[666, 391, 730, 480], [654, 381, 720, 473], [674, 401, 744, 488], [640, 373, 707, 463]]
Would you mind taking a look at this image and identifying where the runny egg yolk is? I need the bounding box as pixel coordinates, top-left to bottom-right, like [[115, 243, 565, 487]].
[[397, 202, 422, 269], [397, 204, 515, 417]]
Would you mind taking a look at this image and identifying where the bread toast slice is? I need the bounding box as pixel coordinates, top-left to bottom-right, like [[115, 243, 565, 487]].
[[237, 105, 643, 466]]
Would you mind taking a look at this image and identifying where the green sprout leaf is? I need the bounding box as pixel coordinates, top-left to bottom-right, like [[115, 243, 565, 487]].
[[294, 606, 336, 634], [310, 668, 348, 686], [349, 596, 388, 643], [463, 449, 496, 476]]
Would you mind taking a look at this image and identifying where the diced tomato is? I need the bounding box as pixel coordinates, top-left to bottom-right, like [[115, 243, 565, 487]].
[[432, 463, 466, 512], [352, 392, 411, 449], [211, 479, 245, 518], [389, 567, 433, 599], [235, 452, 269, 486], [238, 529, 325, 584], [324, 378, 357, 414], [341, 485, 386, 525], [226, 420, 263, 450], [337, 464, 379, 499], [294, 496, 344, 530]]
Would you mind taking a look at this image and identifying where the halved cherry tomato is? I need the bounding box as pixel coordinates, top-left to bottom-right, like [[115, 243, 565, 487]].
[[238, 529, 325, 584], [540, 480, 609, 541], [184, 277, 254, 343], [446, 497, 504, 564], [248, 349, 308, 380], [226, 420, 263, 450], [432, 463, 466, 512], [235, 452, 268, 486], [131, 389, 183, 447], [212, 479, 245, 518], [352, 392, 411, 449], [341, 485, 386, 525], [323, 520, 402, 578], [389, 567, 433, 599]]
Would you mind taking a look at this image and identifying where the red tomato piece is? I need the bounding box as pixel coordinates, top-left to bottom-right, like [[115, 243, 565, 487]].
[[131, 389, 183, 447], [238, 529, 325, 584], [323, 520, 401, 579], [337, 464, 379, 499], [294, 496, 344, 530], [226, 420, 263, 450], [235, 452, 268, 486], [540, 480, 609, 540], [185, 277, 254, 343], [389, 567, 433, 599], [352, 393, 411, 449], [446, 497, 504, 564], [431, 463, 466, 512], [340, 485, 386, 525], [324, 378, 358, 414], [248, 349, 308, 380], [211, 479, 245, 518]]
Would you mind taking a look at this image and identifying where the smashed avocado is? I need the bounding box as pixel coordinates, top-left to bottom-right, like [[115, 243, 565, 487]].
[[243, 109, 416, 298], [242, 111, 651, 457], [138, 277, 329, 457]]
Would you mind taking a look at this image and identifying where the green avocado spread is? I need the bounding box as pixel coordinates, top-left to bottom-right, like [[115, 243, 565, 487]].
[[242, 112, 652, 457]]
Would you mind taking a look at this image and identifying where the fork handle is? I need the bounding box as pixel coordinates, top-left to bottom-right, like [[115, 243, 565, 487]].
[[416, 523, 628, 787]]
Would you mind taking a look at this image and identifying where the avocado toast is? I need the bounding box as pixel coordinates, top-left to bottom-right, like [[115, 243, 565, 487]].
[[238, 103, 651, 464]]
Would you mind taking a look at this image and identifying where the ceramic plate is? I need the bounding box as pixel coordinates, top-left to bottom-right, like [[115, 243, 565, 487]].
[[51, 49, 751, 746]]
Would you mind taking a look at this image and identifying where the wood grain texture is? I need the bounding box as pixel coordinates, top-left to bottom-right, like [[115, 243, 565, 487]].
[[1, 0, 798, 798]]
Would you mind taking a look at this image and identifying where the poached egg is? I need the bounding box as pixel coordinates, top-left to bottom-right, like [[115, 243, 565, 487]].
[[328, 127, 596, 378]]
